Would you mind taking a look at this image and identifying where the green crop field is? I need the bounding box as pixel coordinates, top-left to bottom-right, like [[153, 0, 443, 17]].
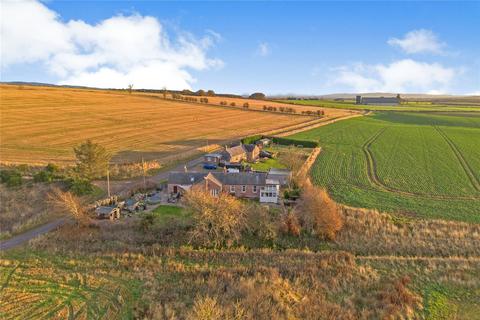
[[289, 112, 480, 222], [277, 99, 480, 112]]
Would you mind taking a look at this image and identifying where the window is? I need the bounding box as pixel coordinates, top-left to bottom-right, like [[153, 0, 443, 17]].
[[241, 185, 246, 193], [230, 185, 235, 193], [210, 189, 218, 196], [253, 185, 257, 193]]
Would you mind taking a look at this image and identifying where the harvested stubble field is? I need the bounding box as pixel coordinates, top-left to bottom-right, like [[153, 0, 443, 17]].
[[289, 112, 480, 222], [0, 85, 318, 165]]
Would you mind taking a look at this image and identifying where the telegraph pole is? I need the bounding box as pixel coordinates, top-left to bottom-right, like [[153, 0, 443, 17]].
[[106, 165, 111, 198]]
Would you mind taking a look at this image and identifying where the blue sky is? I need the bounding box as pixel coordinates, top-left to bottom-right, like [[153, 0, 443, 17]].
[[1, 1, 479, 95]]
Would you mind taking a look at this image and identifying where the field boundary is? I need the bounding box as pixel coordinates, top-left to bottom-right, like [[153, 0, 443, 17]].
[[362, 128, 480, 200], [434, 126, 480, 192]]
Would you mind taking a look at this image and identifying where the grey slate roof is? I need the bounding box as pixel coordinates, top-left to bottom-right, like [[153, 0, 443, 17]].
[[211, 172, 267, 185], [168, 171, 273, 186], [243, 144, 257, 152], [168, 172, 207, 185]]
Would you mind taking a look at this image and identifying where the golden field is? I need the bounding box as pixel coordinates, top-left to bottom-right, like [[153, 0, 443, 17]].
[[0, 85, 327, 165]]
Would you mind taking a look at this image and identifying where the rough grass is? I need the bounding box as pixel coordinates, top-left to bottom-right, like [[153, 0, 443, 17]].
[[0, 251, 141, 319], [2, 197, 478, 319], [0, 184, 62, 239], [289, 112, 480, 222], [0, 85, 315, 165]]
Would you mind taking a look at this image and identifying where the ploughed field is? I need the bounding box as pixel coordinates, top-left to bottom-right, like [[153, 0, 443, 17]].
[[289, 112, 480, 222], [0, 85, 312, 165]]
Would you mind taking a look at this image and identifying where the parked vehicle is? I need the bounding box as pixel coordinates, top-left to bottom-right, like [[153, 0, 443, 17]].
[[203, 163, 217, 170], [146, 192, 162, 204], [95, 206, 121, 220]]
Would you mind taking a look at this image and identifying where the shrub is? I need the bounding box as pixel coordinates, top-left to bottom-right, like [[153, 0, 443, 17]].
[[187, 296, 223, 320], [33, 163, 60, 183], [184, 190, 247, 248], [243, 102, 249, 109], [65, 178, 95, 196], [230, 102, 236, 107], [0, 170, 22, 187], [279, 209, 301, 236], [246, 204, 278, 242], [140, 213, 156, 231], [241, 135, 263, 145], [299, 181, 343, 240]]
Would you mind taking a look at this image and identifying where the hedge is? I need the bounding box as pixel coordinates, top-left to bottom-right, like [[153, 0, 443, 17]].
[[268, 136, 318, 148], [241, 135, 263, 145], [241, 135, 318, 148]]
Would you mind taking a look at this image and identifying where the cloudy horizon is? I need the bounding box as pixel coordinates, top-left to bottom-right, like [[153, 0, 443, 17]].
[[1, 1, 479, 95]]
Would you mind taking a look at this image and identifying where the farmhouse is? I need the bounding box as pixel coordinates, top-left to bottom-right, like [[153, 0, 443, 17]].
[[220, 145, 246, 163], [355, 95, 400, 106], [168, 170, 284, 203], [217, 143, 260, 164]]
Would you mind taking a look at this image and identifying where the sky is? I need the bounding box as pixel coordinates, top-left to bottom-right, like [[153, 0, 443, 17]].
[[1, 1, 479, 95]]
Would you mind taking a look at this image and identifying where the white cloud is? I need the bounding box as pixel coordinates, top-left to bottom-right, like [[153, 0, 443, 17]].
[[1, 0, 222, 89], [256, 42, 271, 57], [332, 59, 457, 93], [388, 29, 446, 54]]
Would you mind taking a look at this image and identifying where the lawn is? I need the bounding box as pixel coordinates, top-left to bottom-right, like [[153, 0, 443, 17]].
[[149, 205, 190, 224], [249, 158, 286, 171], [0, 84, 315, 165], [289, 112, 480, 222]]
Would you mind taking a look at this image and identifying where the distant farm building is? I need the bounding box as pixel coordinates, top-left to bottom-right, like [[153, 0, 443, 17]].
[[356, 95, 400, 106]]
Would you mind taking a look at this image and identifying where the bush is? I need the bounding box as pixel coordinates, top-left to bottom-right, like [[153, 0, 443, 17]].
[[299, 182, 343, 240], [279, 209, 301, 236], [184, 190, 247, 248], [241, 135, 263, 145], [246, 205, 278, 242], [243, 102, 249, 109], [66, 178, 95, 196], [0, 170, 22, 187], [230, 102, 236, 107], [140, 213, 156, 231], [33, 163, 60, 183]]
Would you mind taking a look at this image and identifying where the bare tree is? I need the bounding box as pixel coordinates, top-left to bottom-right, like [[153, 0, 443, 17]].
[[48, 188, 91, 226], [127, 84, 134, 94], [162, 86, 168, 99]]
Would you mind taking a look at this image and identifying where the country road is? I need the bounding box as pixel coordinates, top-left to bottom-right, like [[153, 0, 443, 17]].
[[0, 218, 67, 251]]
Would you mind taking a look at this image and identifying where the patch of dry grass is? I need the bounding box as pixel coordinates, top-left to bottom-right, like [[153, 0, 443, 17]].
[[0, 184, 61, 239], [335, 207, 480, 257]]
